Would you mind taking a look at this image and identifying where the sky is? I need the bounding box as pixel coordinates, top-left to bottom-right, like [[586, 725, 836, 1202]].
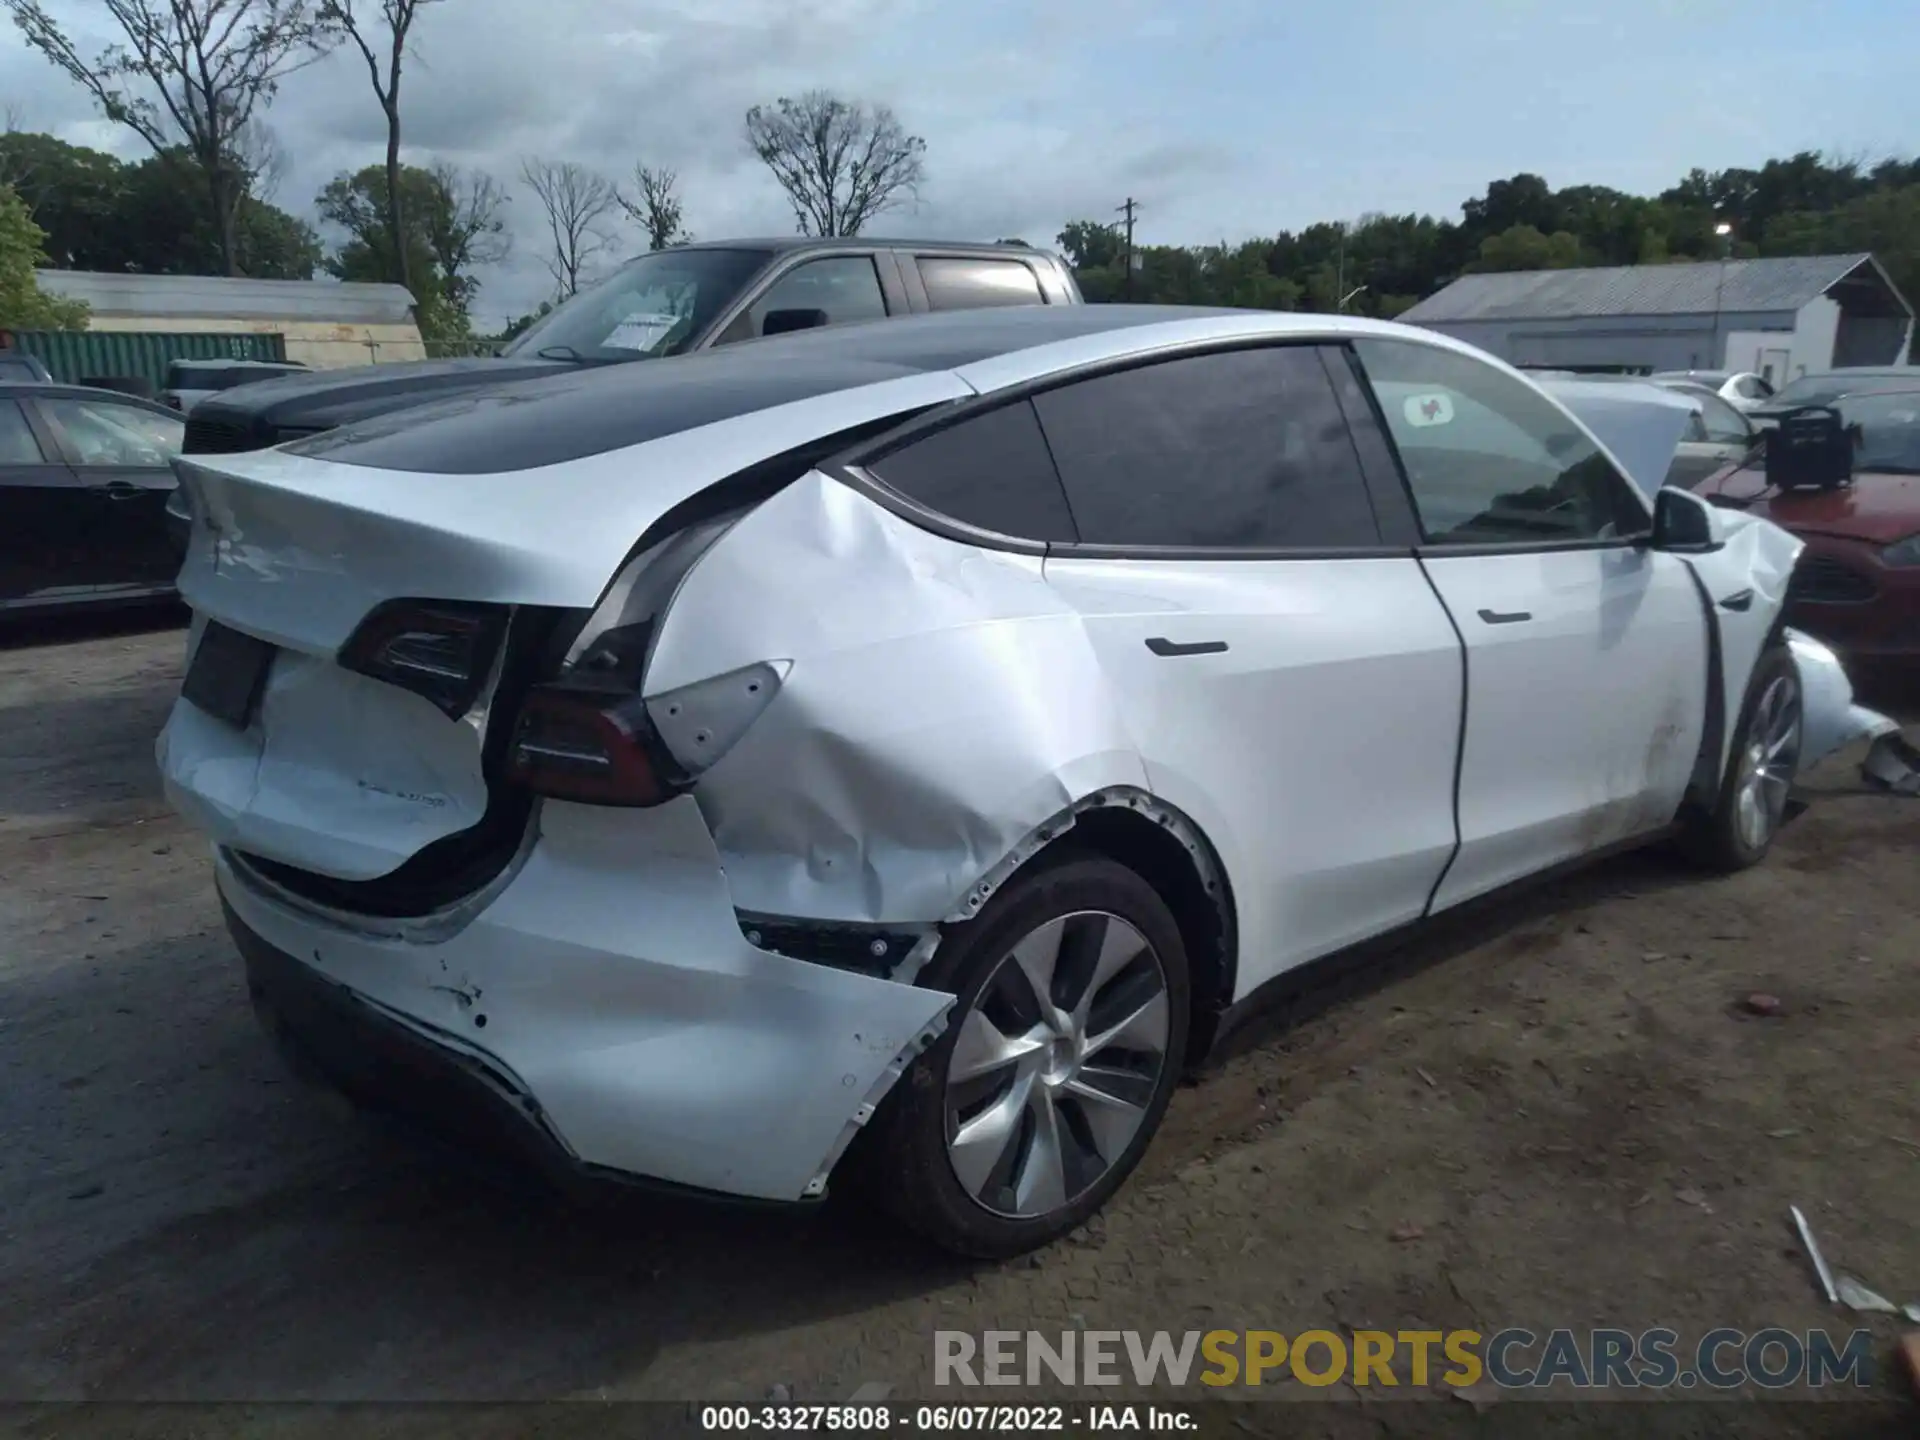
[[3, 0, 1917, 330]]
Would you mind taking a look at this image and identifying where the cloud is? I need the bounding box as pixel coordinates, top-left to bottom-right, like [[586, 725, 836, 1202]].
[[3, 0, 1917, 329]]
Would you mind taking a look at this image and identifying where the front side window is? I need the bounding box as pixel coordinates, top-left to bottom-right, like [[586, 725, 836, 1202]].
[[715, 256, 889, 345], [1353, 338, 1649, 545], [0, 400, 46, 463], [865, 399, 1077, 542], [1031, 345, 1381, 550], [43, 398, 183, 467]]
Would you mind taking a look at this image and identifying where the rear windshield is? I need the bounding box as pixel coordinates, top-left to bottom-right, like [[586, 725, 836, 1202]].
[[1770, 370, 1917, 409], [0, 356, 46, 380]]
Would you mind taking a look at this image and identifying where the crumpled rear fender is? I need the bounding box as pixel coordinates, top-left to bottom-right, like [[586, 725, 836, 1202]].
[[644, 471, 1152, 926]]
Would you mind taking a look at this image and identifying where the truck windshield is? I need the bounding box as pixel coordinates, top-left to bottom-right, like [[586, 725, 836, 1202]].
[[502, 248, 773, 362]]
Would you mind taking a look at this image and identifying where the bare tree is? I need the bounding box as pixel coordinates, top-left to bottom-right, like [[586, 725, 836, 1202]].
[[616, 164, 688, 251], [520, 157, 618, 298], [0, 105, 29, 192], [231, 116, 288, 203], [425, 160, 510, 307], [744, 91, 925, 237], [4, 0, 336, 275], [316, 0, 443, 292]]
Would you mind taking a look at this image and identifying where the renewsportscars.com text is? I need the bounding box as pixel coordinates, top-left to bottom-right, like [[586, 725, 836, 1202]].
[[934, 1327, 1876, 1391]]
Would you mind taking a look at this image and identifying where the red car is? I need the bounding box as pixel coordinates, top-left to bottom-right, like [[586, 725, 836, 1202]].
[[1694, 387, 1920, 670]]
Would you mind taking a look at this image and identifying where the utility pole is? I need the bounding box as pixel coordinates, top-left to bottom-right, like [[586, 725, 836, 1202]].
[[1117, 197, 1139, 300]]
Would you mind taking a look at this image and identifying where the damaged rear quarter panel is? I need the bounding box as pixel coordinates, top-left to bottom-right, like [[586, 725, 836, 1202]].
[[643, 471, 1149, 925]]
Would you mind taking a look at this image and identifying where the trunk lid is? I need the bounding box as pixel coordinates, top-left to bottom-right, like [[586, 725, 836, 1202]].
[[161, 368, 971, 889]]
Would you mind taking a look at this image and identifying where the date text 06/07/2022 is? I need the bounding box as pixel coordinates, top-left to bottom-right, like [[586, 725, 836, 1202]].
[[697, 1403, 1195, 1431]]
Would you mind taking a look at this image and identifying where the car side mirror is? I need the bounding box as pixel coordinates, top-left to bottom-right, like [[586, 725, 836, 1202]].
[[761, 308, 829, 337], [1765, 405, 1853, 491], [1651, 486, 1722, 552]]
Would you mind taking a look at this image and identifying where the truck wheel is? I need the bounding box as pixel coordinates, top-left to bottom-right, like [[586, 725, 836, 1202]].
[[869, 853, 1189, 1259]]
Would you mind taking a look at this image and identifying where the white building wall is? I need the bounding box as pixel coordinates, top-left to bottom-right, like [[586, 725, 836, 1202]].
[[1791, 296, 1842, 373]]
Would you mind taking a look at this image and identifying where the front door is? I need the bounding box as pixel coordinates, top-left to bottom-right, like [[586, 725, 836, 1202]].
[[1352, 337, 1710, 911], [37, 394, 186, 591]]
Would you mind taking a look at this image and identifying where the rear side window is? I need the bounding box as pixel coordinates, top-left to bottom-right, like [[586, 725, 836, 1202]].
[[865, 399, 1077, 542], [1354, 338, 1650, 546], [0, 400, 46, 462], [918, 258, 1046, 311], [1031, 345, 1382, 550]]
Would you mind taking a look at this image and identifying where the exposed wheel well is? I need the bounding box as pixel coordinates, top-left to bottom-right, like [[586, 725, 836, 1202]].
[[1054, 803, 1237, 1069]]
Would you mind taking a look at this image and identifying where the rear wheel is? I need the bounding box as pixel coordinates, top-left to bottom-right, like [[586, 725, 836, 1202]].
[[869, 854, 1189, 1258], [1680, 645, 1802, 871]]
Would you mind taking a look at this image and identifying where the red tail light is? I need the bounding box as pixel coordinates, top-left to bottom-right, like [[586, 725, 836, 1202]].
[[504, 686, 678, 806]]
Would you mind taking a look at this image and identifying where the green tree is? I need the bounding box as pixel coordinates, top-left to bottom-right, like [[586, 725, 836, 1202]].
[[0, 130, 125, 269], [1469, 223, 1584, 272], [0, 185, 89, 327], [113, 149, 321, 278], [318, 161, 507, 338]]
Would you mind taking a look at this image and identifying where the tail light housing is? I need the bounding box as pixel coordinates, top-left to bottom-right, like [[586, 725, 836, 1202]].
[[339, 600, 509, 718], [506, 509, 772, 808]]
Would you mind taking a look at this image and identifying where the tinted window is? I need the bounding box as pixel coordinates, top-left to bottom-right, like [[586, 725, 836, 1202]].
[[919, 258, 1046, 311], [0, 357, 44, 382], [42, 397, 183, 467], [717, 256, 889, 345], [1032, 345, 1381, 550], [866, 399, 1076, 542], [0, 400, 45, 462], [1354, 338, 1649, 545]]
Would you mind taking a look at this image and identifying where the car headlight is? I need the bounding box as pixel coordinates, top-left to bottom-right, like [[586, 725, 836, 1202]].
[[1883, 533, 1920, 568]]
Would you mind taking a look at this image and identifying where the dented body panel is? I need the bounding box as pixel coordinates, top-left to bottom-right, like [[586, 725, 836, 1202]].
[[220, 797, 953, 1201]]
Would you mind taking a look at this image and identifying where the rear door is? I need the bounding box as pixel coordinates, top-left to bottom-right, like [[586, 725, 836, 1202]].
[[0, 397, 99, 607], [1026, 343, 1463, 990], [37, 394, 186, 591], [1352, 338, 1710, 911]]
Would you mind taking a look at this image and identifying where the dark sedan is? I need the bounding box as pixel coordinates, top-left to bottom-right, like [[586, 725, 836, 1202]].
[[0, 382, 185, 619], [1695, 386, 1920, 669]]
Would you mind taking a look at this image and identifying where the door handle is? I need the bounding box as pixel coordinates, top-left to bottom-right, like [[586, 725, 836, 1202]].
[[1718, 589, 1754, 612], [1476, 608, 1532, 625], [104, 480, 145, 499], [1145, 637, 1229, 657]]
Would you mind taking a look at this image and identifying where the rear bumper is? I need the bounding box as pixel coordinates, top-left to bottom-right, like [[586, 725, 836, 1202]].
[[214, 796, 954, 1202]]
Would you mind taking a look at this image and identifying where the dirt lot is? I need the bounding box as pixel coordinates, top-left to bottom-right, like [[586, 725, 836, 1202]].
[[1, 617, 1916, 1436]]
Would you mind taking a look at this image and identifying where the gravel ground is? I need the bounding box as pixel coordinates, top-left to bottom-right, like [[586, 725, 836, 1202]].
[[0, 615, 1915, 1438]]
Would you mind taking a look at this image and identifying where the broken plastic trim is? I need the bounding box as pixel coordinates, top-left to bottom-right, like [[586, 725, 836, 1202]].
[[736, 913, 935, 979], [804, 1009, 952, 1199]]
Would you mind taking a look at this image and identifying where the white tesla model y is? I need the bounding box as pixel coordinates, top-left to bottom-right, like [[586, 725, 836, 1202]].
[[159, 306, 1864, 1256]]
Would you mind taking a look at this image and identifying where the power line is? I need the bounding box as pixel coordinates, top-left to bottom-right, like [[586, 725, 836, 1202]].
[[1116, 197, 1139, 300]]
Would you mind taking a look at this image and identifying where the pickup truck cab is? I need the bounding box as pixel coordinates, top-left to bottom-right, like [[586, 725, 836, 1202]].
[[183, 237, 1082, 454]]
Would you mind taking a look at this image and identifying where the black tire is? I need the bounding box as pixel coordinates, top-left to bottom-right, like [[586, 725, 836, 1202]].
[[866, 851, 1190, 1259], [1678, 644, 1802, 872]]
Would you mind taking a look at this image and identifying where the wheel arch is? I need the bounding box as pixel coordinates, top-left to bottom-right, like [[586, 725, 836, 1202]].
[[944, 786, 1239, 1069]]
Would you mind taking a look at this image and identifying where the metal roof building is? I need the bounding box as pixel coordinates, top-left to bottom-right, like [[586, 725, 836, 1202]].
[[35, 271, 417, 324], [1400, 252, 1914, 383], [32, 270, 426, 369]]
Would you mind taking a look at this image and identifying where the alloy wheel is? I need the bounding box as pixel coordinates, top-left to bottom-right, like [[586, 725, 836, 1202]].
[[943, 910, 1171, 1219], [1735, 673, 1801, 851]]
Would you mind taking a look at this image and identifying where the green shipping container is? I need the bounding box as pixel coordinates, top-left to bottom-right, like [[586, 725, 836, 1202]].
[[0, 330, 288, 391]]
